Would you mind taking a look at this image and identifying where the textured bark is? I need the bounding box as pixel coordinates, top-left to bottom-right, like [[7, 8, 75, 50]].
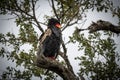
[[88, 20, 120, 34], [36, 29, 85, 80], [77, 20, 120, 34], [36, 54, 79, 80]]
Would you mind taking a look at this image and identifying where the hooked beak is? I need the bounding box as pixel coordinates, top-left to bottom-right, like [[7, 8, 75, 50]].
[[55, 23, 62, 28]]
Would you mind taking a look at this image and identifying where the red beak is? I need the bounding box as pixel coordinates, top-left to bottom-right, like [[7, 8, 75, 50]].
[[55, 23, 61, 28]]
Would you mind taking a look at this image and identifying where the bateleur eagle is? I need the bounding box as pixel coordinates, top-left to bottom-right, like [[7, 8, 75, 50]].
[[37, 18, 62, 59]]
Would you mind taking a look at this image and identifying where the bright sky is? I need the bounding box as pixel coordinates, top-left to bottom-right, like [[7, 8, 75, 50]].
[[0, 0, 120, 80]]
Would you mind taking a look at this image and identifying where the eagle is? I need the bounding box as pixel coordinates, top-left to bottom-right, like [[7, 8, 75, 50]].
[[37, 18, 62, 60]]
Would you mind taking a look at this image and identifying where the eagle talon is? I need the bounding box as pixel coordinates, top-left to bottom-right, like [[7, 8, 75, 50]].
[[47, 57, 55, 60]]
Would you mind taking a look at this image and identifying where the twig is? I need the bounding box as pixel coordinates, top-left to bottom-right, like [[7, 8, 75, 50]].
[[31, 0, 44, 33], [51, 0, 60, 21], [62, 10, 79, 31]]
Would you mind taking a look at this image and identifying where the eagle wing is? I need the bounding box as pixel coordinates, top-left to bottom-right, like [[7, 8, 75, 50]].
[[39, 28, 52, 44], [37, 28, 52, 56]]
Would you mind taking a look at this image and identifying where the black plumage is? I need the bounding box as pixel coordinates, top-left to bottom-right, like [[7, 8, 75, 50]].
[[38, 18, 62, 59]]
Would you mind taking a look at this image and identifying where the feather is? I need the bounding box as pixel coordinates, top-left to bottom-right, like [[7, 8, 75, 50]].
[[37, 18, 62, 74]]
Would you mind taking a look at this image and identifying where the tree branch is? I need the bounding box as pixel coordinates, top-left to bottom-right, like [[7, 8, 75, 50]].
[[88, 20, 120, 34], [36, 40, 85, 80], [51, 0, 60, 21], [14, 0, 33, 18], [60, 42, 85, 80], [36, 55, 79, 80], [62, 10, 79, 31], [76, 20, 120, 35], [31, 0, 44, 33], [61, 41, 75, 74], [9, 0, 44, 33]]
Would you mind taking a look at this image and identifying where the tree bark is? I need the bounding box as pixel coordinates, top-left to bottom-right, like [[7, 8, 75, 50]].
[[36, 55, 79, 80], [77, 20, 120, 35], [88, 20, 120, 34]]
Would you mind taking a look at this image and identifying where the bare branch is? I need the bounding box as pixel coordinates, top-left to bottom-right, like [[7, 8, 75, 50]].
[[36, 39, 85, 80], [88, 20, 120, 34], [51, 0, 60, 21], [60, 41, 85, 80], [61, 41, 74, 74], [31, 0, 44, 33], [76, 20, 120, 35], [36, 55, 79, 80]]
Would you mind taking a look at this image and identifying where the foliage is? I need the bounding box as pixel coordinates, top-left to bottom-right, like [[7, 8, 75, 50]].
[[0, 0, 120, 80], [70, 30, 120, 79]]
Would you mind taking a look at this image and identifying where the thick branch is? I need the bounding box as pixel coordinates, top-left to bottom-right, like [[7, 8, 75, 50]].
[[36, 55, 78, 80], [88, 20, 120, 34], [36, 40, 85, 80], [77, 20, 120, 34]]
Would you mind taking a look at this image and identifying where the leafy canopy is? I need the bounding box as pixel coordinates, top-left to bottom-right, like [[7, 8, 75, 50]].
[[0, 0, 120, 80]]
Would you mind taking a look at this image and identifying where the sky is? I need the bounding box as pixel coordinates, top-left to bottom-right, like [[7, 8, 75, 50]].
[[0, 0, 120, 80]]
